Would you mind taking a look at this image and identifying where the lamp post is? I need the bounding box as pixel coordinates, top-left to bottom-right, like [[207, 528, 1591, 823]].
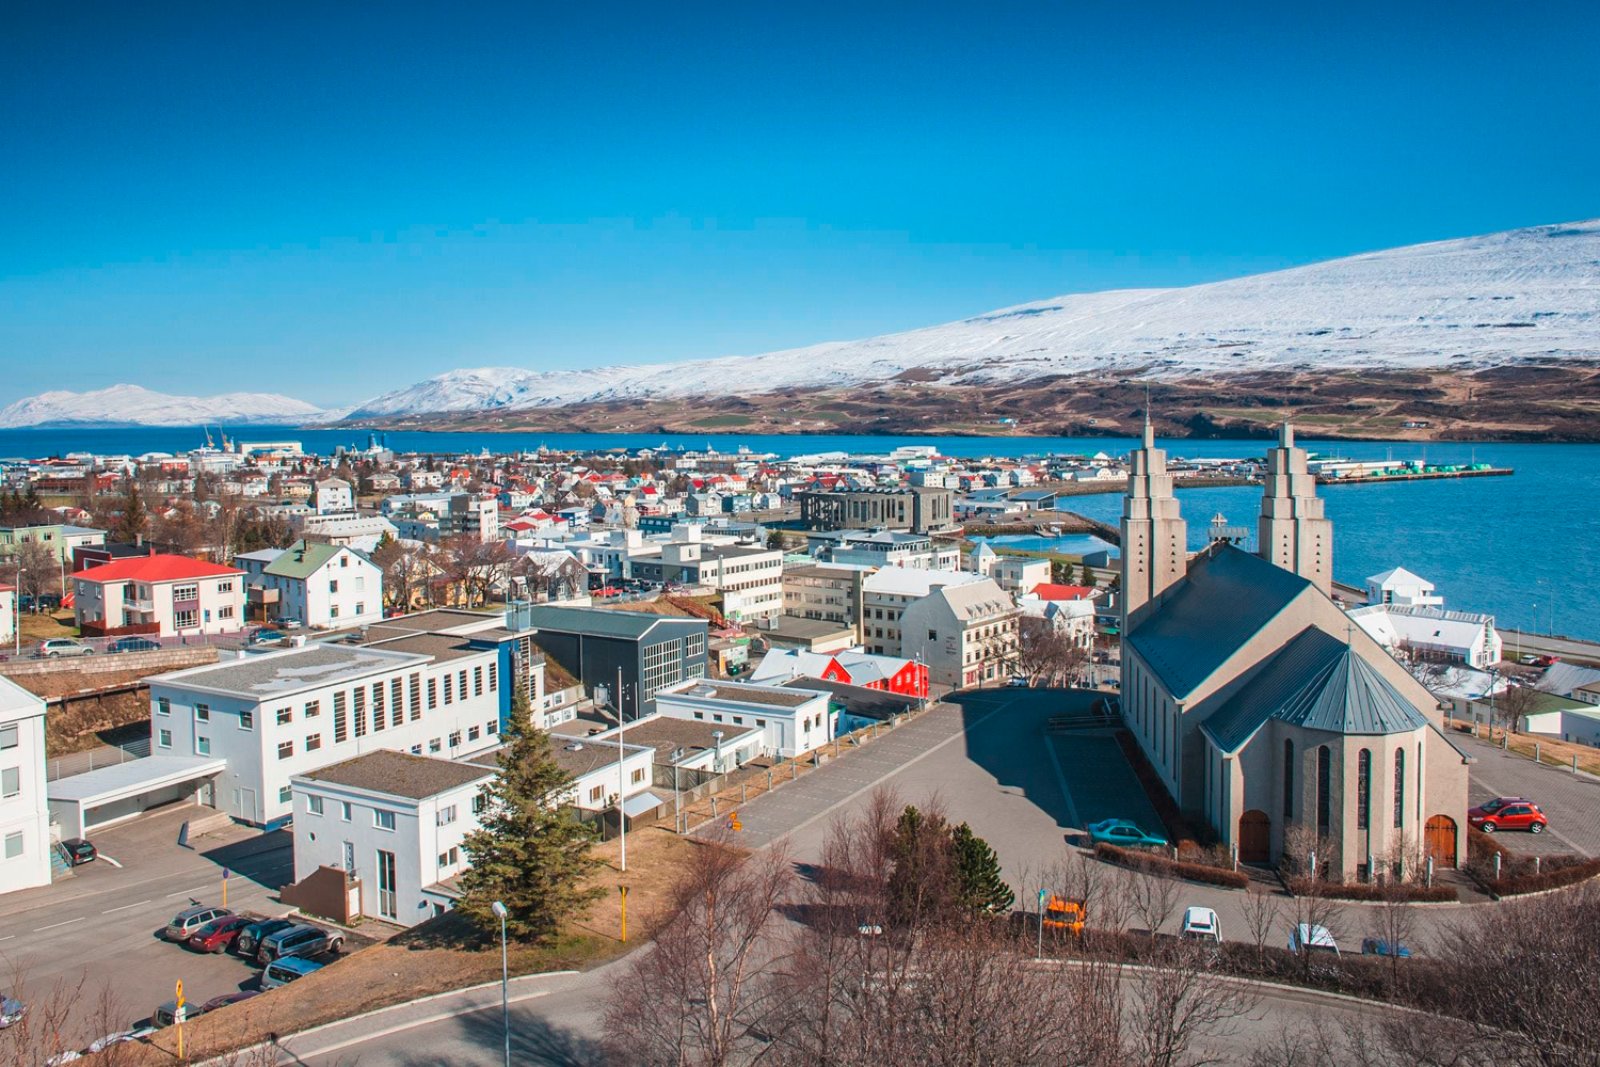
[[491, 900, 510, 1067], [615, 666, 627, 873]]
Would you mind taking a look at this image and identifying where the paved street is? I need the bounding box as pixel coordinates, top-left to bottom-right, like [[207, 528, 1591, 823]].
[[0, 804, 299, 1048]]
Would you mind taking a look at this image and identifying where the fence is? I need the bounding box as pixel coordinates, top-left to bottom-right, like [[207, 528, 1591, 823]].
[[47, 737, 152, 782]]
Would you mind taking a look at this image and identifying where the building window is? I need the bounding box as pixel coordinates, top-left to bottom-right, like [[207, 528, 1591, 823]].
[[1, 767, 18, 798], [158, 728, 172, 748], [0, 725, 15, 750], [1393, 748, 1405, 829], [329, 579, 339, 594], [437, 805, 457, 826], [449, 730, 462, 747], [487, 663, 497, 691], [308, 795, 324, 815], [3, 832, 21, 860], [429, 738, 442, 754], [217, 581, 233, 594], [1356, 749, 1371, 831], [372, 682, 385, 731], [458, 669, 468, 700], [195, 703, 211, 723], [472, 793, 487, 814], [644, 639, 683, 693], [174, 609, 198, 629], [444, 675, 453, 705], [474, 666, 484, 697], [218, 605, 235, 620], [305, 699, 320, 718], [589, 785, 604, 803], [306, 733, 322, 752], [410, 674, 423, 719], [278, 785, 292, 804], [334, 691, 349, 743], [354, 688, 367, 737], [341, 801, 352, 821], [330, 604, 340, 618], [278, 740, 294, 760], [196, 735, 211, 756], [374, 809, 396, 831], [486, 719, 498, 735], [631, 767, 646, 785], [277, 707, 292, 726], [173, 584, 199, 601], [391, 678, 404, 727], [1282, 739, 1294, 818], [468, 725, 481, 742], [427, 677, 438, 709], [158, 697, 170, 716], [1315, 746, 1332, 838], [239, 709, 254, 731], [355, 602, 364, 615]]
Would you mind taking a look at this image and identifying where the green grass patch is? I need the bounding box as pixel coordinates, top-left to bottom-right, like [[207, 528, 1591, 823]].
[[690, 414, 754, 428]]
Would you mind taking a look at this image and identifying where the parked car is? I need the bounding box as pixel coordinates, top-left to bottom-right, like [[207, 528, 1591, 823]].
[[1042, 895, 1086, 936], [260, 956, 325, 990], [1180, 906, 1222, 942], [1006, 675, 1030, 688], [163, 904, 231, 942], [279, 619, 303, 630], [256, 922, 343, 964], [1534, 655, 1561, 667], [235, 917, 297, 958], [44, 1025, 157, 1065], [248, 629, 288, 646], [152, 999, 206, 1028], [36, 639, 93, 658], [107, 636, 161, 654], [1087, 818, 1168, 850], [200, 990, 261, 1013], [1288, 923, 1341, 958], [1361, 937, 1413, 959], [58, 838, 97, 866], [1468, 799, 1547, 834], [187, 914, 252, 953], [0, 994, 26, 1029]]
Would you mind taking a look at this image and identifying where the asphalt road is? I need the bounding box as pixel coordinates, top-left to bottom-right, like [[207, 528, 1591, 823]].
[[0, 804, 299, 1049]]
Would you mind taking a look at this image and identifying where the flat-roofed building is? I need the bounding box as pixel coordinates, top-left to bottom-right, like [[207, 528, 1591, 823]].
[[653, 678, 835, 759]]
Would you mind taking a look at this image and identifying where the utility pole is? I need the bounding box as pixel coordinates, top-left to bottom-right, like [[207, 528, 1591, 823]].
[[616, 665, 627, 873]]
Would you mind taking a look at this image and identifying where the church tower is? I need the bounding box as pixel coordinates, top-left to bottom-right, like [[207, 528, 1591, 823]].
[[1121, 418, 1188, 628], [1257, 422, 1333, 594]]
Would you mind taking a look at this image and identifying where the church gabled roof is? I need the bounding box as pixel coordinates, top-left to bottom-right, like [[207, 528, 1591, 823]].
[[1201, 626, 1431, 755], [1125, 544, 1310, 701]]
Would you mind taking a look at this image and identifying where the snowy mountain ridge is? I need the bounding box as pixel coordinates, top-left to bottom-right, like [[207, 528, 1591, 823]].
[[349, 219, 1600, 419], [0, 385, 333, 429]]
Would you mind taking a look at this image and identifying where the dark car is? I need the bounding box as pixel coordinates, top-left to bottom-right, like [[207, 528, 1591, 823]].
[[107, 636, 161, 654], [199, 990, 260, 1014], [187, 914, 252, 954], [256, 922, 343, 964], [58, 838, 97, 866], [235, 917, 296, 958], [248, 629, 288, 646]]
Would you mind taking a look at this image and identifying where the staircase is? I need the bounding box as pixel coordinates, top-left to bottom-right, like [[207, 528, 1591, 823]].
[[49, 842, 73, 881]]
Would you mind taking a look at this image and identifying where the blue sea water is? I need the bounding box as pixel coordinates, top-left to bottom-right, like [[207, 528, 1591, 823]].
[[1, 426, 1594, 639]]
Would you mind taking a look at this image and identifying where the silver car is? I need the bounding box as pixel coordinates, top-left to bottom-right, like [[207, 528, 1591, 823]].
[[163, 904, 230, 942]]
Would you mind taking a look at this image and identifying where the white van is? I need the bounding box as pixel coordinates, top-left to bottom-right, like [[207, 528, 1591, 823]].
[[1287, 923, 1340, 958], [1179, 906, 1221, 942]]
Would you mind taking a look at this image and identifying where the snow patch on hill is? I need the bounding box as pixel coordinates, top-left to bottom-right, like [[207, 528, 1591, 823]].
[[0, 385, 328, 428]]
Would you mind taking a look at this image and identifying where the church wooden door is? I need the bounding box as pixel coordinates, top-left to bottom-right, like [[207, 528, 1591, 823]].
[[1239, 810, 1270, 864], [1425, 815, 1458, 869]]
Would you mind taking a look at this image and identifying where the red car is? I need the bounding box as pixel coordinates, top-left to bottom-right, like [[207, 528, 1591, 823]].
[[186, 914, 252, 953], [1468, 797, 1548, 834]]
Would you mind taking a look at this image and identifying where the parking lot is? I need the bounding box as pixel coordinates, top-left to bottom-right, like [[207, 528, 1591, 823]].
[[0, 804, 368, 1053], [1458, 732, 1600, 859]]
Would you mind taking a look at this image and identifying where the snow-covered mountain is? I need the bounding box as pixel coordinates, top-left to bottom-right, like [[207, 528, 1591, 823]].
[[0, 385, 329, 428], [350, 219, 1600, 419]]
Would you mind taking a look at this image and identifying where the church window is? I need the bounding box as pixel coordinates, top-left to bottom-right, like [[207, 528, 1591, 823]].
[[1316, 746, 1332, 837], [1282, 740, 1294, 818], [1393, 748, 1405, 829], [1356, 749, 1371, 830]]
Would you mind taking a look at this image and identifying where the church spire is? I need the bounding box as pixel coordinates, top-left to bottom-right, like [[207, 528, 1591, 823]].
[[1258, 420, 1333, 594], [1121, 414, 1187, 629]]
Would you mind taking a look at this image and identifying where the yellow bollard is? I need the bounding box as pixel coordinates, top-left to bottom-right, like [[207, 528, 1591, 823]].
[[619, 885, 629, 943]]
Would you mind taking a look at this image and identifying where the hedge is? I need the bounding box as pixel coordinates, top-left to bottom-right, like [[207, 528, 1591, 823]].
[[1476, 856, 1600, 898], [1284, 878, 1457, 903], [1094, 842, 1249, 889]]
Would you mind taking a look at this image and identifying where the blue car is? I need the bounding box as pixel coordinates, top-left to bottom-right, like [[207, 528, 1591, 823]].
[[1087, 818, 1168, 850], [1360, 937, 1413, 959]]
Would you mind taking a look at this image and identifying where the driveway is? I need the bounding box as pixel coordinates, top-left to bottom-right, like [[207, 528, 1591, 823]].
[[0, 804, 303, 1049], [1458, 732, 1600, 858]]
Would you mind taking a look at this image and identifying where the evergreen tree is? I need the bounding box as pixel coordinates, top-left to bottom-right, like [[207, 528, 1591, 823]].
[[457, 687, 602, 942], [1079, 562, 1095, 587], [110, 481, 148, 544], [886, 804, 956, 929], [951, 822, 1013, 916]]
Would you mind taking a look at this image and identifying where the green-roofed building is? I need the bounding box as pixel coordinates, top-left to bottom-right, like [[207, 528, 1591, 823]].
[[236, 539, 384, 631], [1117, 422, 1470, 879]]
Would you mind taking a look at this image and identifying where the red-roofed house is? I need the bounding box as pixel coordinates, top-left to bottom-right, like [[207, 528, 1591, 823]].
[[72, 553, 246, 637], [1030, 583, 1098, 601]]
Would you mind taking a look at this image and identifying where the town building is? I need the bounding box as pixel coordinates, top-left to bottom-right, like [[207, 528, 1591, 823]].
[[781, 563, 865, 629], [808, 529, 960, 571], [1347, 604, 1503, 670], [72, 553, 246, 638], [0, 677, 50, 895], [236, 540, 384, 631], [314, 477, 354, 515], [0, 522, 106, 564], [796, 486, 953, 535], [522, 605, 709, 721], [748, 647, 928, 697], [653, 679, 836, 759], [1117, 421, 1470, 879], [289, 750, 495, 926], [1364, 567, 1444, 608]]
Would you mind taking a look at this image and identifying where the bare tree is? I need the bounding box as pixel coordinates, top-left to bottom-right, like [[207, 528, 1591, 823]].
[[1014, 616, 1089, 687], [1130, 867, 1180, 939], [1093, 864, 1138, 939], [1369, 881, 1416, 994], [604, 834, 795, 1067], [12, 539, 58, 604], [1238, 883, 1282, 963], [1495, 683, 1541, 738], [1125, 940, 1255, 1067]]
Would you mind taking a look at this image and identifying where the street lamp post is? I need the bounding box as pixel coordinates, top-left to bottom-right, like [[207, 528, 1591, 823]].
[[491, 900, 510, 1067], [615, 666, 627, 873]]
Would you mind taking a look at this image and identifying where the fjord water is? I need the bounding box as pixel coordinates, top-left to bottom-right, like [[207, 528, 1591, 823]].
[[2, 426, 1594, 639]]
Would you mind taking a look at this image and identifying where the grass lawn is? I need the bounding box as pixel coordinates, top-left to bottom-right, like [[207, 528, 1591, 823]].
[[690, 414, 754, 428], [124, 827, 713, 1064], [17, 609, 78, 644]]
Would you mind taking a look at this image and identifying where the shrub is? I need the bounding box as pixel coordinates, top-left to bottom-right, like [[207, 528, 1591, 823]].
[[1283, 878, 1457, 903], [1093, 842, 1249, 889], [1475, 855, 1600, 898]]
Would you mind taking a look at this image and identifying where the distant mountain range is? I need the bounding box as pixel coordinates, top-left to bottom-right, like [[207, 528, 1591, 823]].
[[3, 220, 1597, 433], [0, 385, 336, 429]]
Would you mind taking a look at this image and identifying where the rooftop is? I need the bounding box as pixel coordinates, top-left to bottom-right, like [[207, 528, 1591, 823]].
[[297, 749, 494, 800], [0, 675, 44, 721], [367, 631, 496, 663], [777, 677, 920, 718], [262, 541, 344, 580], [72, 552, 243, 584], [360, 609, 506, 641], [526, 604, 705, 640], [153, 644, 428, 700], [601, 715, 761, 759], [544, 735, 653, 779], [661, 679, 822, 708]]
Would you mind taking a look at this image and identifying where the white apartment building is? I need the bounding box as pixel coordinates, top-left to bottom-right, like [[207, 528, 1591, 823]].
[[899, 579, 1020, 688], [237, 540, 384, 630], [547, 735, 658, 813], [860, 567, 985, 658], [314, 478, 354, 515], [627, 525, 784, 621], [653, 679, 835, 759], [0, 677, 50, 895], [291, 749, 494, 926], [148, 635, 505, 825], [73, 553, 245, 638], [0, 584, 13, 647], [1348, 603, 1503, 669]]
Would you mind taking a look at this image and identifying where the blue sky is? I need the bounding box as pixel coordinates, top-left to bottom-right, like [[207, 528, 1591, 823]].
[[3, 1, 1597, 408]]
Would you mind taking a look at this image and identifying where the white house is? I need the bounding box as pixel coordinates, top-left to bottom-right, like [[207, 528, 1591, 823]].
[[314, 478, 354, 515], [546, 734, 658, 812], [899, 579, 1019, 688], [0, 584, 13, 647], [653, 679, 835, 759], [1348, 603, 1503, 669], [72, 553, 245, 637], [148, 634, 505, 825], [290, 749, 495, 926], [1365, 566, 1444, 608], [0, 677, 50, 895], [236, 540, 384, 630]]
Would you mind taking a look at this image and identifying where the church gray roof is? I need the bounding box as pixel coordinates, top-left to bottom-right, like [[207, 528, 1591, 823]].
[[1126, 545, 1310, 700], [1201, 627, 1431, 754]]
